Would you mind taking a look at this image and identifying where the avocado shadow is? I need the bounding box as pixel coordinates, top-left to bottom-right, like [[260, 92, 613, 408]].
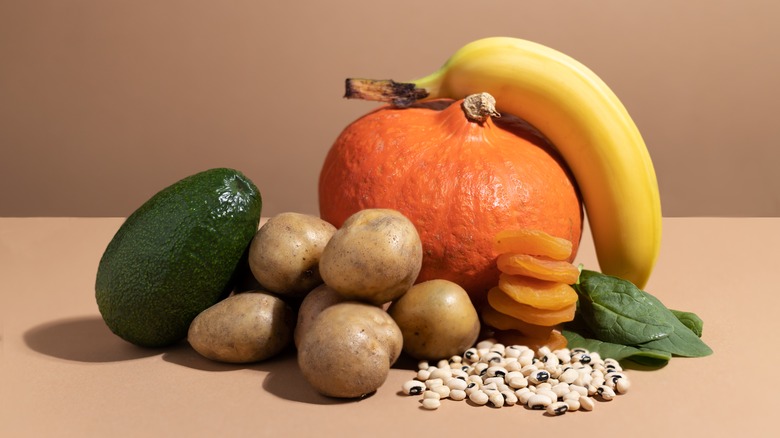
[[162, 345, 360, 405], [24, 315, 162, 362]]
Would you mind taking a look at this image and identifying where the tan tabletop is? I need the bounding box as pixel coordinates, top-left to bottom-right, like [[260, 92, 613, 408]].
[[1, 217, 776, 437]]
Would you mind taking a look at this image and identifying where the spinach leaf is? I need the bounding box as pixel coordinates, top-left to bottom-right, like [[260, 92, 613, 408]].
[[574, 270, 674, 345], [637, 294, 712, 357], [562, 329, 671, 368], [572, 270, 712, 359], [671, 309, 704, 337]]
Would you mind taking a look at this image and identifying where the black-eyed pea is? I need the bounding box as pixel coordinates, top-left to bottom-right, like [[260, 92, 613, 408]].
[[450, 389, 467, 401], [559, 368, 579, 384], [486, 366, 508, 378], [474, 362, 489, 377], [432, 384, 451, 399], [469, 389, 489, 405], [423, 390, 441, 400], [501, 390, 518, 406], [463, 347, 479, 363], [437, 359, 451, 369], [506, 360, 522, 372], [519, 349, 535, 366], [564, 398, 581, 411], [579, 396, 595, 411], [537, 389, 558, 404], [447, 377, 468, 391], [572, 353, 592, 365], [597, 385, 616, 401], [465, 381, 480, 396], [527, 393, 553, 410], [450, 355, 463, 364], [508, 375, 528, 389], [451, 368, 468, 380], [552, 383, 570, 399], [417, 360, 430, 370], [402, 380, 426, 396], [467, 374, 482, 386], [546, 401, 569, 416], [430, 368, 453, 381], [483, 375, 503, 385], [541, 352, 559, 367], [606, 372, 626, 388], [555, 348, 571, 364], [569, 384, 588, 397], [505, 345, 522, 358], [616, 377, 631, 394], [488, 391, 505, 408], [417, 369, 431, 381], [515, 387, 533, 405], [476, 339, 496, 350], [421, 398, 441, 410], [425, 378, 444, 389], [563, 391, 580, 402], [529, 369, 551, 385], [480, 351, 503, 365]]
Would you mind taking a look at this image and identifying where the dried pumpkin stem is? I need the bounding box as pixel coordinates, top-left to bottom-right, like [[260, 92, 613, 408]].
[[344, 78, 428, 107], [461, 93, 501, 124]]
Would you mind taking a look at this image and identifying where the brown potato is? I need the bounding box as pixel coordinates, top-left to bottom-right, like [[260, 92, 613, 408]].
[[248, 212, 336, 297], [293, 284, 348, 349], [297, 302, 403, 398], [320, 209, 422, 305], [187, 292, 294, 363], [388, 279, 480, 360]]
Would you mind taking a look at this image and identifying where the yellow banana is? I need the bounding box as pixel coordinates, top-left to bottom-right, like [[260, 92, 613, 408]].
[[346, 37, 662, 289]]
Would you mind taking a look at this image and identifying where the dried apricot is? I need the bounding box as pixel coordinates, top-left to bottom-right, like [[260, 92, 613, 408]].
[[498, 274, 578, 310], [497, 253, 580, 283], [493, 328, 568, 351], [487, 287, 576, 326], [493, 229, 572, 260], [480, 305, 554, 339]]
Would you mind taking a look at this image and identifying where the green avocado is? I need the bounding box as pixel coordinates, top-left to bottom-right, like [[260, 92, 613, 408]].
[[95, 168, 262, 347]]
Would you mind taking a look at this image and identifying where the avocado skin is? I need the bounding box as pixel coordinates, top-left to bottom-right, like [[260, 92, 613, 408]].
[[95, 168, 262, 347]]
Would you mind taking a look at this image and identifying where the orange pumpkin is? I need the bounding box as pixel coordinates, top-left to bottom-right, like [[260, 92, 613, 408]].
[[319, 95, 583, 303]]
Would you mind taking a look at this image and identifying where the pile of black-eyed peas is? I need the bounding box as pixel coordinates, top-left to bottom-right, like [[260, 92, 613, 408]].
[[401, 339, 630, 415]]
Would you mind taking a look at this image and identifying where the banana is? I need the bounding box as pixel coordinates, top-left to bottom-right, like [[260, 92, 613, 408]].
[[345, 37, 662, 289]]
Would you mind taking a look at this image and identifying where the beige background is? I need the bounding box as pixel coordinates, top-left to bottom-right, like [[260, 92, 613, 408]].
[[1, 0, 779, 218]]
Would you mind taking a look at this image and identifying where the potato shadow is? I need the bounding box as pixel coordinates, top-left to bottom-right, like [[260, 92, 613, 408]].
[[162, 344, 358, 405], [24, 316, 162, 362]]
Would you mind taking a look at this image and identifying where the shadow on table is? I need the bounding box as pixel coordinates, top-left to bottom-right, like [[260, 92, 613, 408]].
[[162, 344, 364, 406], [24, 316, 162, 362]]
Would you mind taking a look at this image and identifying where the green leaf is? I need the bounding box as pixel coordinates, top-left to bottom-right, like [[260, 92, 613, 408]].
[[574, 270, 674, 345], [562, 329, 671, 368], [637, 294, 713, 357], [671, 309, 704, 337]]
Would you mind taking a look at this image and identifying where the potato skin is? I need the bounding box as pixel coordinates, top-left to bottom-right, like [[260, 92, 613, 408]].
[[248, 212, 336, 297], [294, 284, 348, 349], [320, 209, 422, 305], [297, 302, 402, 398], [388, 279, 480, 360], [188, 292, 294, 363]]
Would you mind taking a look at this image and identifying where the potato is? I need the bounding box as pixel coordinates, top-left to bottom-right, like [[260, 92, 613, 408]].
[[320, 209, 422, 305], [297, 302, 403, 398], [293, 284, 348, 348], [248, 212, 337, 297], [388, 279, 480, 360], [188, 291, 294, 363]]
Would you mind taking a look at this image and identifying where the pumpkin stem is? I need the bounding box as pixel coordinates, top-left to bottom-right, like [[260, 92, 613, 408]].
[[344, 78, 429, 107], [462, 93, 501, 124]]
